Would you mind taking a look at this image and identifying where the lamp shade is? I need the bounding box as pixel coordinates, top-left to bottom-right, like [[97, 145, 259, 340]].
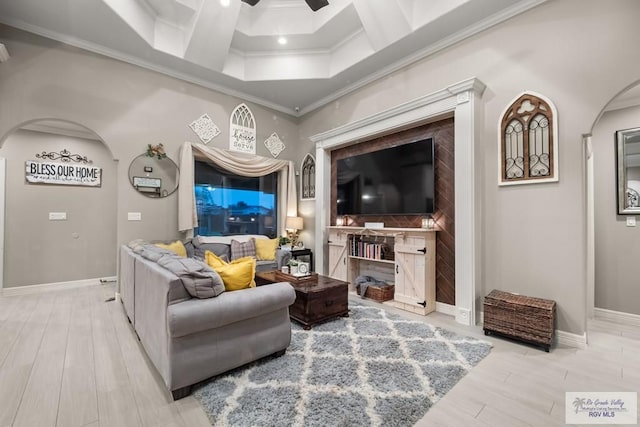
[[286, 216, 303, 230]]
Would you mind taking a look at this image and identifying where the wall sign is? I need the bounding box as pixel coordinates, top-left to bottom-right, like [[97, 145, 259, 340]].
[[229, 103, 257, 154], [25, 160, 102, 187], [189, 113, 220, 144], [264, 132, 285, 158]]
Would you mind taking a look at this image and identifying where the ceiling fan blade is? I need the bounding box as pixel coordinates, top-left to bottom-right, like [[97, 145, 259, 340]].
[[241, 0, 261, 6], [304, 0, 329, 12]]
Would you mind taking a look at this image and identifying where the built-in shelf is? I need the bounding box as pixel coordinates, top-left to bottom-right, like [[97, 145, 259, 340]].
[[348, 255, 395, 264], [327, 226, 436, 316]]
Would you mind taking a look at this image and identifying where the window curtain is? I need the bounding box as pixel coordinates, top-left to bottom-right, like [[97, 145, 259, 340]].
[[178, 141, 297, 234]]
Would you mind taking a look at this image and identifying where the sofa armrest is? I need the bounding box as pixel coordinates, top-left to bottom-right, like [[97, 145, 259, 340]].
[[276, 249, 291, 269], [168, 282, 295, 338]]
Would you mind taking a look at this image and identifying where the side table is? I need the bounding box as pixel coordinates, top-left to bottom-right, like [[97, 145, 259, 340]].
[[290, 248, 313, 272]]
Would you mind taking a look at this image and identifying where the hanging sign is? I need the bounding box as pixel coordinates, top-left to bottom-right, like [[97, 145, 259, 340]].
[[229, 103, 257, 154], [25, 160, 102, 187]]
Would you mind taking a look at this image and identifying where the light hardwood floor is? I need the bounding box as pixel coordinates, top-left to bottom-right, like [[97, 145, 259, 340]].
[[0, 282, 637, 427]]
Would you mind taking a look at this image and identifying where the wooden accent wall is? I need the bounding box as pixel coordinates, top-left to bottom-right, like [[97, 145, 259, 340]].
[[330, 118, 455, 305]]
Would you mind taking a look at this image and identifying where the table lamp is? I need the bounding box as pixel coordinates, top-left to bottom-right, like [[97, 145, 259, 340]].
[[285, 216, 303, 247]]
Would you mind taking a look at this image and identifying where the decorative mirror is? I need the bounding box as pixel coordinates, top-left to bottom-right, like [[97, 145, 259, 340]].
[[128, 152, 179, 198], [616, 127, 640, 214]]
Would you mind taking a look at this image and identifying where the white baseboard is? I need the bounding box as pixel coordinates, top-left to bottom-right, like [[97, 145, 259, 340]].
[[436, 302, 456, 316], [1, 276, 116, 296], [555, 330, 587, 349], [594, 307, 640, 327]]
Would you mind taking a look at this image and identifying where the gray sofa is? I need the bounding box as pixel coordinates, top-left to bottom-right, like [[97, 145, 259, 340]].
[[119, 244, 296, 400]]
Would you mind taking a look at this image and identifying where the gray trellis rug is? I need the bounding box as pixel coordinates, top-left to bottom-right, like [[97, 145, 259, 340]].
[[192, 301, 492, 427]]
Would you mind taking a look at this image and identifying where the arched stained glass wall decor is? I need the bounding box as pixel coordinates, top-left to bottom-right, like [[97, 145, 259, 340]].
[[499, 92, 558, 185]]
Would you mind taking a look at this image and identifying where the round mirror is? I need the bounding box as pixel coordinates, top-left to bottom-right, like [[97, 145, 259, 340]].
[[128, 154, 179, 198]]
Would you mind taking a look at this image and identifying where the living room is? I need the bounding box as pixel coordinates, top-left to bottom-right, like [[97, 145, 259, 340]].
[[0, 0, 639, 425]]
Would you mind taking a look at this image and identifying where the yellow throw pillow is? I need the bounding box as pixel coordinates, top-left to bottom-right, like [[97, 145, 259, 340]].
[[205, 250, 228, 268], [155, 240, 187, 258], [255, 237, 279, 261], [205, 252, 256, 291]]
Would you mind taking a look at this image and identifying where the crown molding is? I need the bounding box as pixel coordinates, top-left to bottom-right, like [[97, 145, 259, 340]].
[[299, 0, 547, 115], [0, 17, 298, 117]]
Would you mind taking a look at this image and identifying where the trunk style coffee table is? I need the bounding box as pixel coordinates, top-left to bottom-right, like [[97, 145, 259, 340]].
[[255, 271, 349, 329]]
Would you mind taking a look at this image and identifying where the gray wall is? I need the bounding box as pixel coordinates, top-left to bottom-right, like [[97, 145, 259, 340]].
[[2, 0, 640, 333], [593, 105, 640, 315], [298, 0, 640, 335], [1, 129, 117, 287], [0, 24, 304, 289]]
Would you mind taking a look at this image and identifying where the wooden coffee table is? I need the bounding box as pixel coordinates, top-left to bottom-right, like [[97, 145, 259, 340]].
[[255, 271, 349, 329]]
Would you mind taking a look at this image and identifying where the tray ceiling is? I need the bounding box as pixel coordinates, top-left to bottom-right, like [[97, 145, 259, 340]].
[[0, 0, 546, 116]]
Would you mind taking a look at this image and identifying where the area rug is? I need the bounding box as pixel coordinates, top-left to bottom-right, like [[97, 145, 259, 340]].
[[192, 301, 492, 427]]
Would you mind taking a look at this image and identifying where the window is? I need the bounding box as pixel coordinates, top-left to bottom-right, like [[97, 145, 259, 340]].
[[500, 92, 558, 185], [194, 161, 278, 237]]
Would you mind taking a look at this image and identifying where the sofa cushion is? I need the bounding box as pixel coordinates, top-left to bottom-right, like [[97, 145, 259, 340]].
[[155, 240, 187, 258], [167, 282, 296, 338], [230, 238, 256, 261], [255, 237, 279, 261]]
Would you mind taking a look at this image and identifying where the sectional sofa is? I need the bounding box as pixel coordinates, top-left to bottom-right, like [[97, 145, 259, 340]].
[[119, 236, 295, 399]]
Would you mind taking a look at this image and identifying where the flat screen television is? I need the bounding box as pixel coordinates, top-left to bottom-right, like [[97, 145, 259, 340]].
[[336, 138, 435, 215]]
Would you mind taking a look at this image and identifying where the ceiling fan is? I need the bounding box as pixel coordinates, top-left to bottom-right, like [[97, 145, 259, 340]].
[[241, 0, 329, 12]]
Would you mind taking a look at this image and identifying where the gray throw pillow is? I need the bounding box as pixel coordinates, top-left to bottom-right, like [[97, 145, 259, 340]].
[[193, 241, 230, 261]]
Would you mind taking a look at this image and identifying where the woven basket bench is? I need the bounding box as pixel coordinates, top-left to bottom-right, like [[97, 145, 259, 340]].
[[483, 289, 556, 352]]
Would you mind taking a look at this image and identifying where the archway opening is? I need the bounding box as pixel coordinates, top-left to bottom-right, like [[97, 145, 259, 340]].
[[0, 119, 118, 289]]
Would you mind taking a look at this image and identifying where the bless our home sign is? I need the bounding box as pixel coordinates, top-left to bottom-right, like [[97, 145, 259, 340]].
[[25, 160, 102, 187]]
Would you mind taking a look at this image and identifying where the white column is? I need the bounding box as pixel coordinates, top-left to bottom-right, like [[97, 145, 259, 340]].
[[314, 144, 331, 275], [449, 80, 486, 326], [584, 134, 594, 320]]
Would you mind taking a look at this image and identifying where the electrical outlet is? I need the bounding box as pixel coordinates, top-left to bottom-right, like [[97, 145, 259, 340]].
[[626, 216, 636, 227]]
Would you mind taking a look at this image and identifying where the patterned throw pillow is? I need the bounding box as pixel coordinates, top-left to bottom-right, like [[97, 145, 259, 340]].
[[230, 238, 256, 261]]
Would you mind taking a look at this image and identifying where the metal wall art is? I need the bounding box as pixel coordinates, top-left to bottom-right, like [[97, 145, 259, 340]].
[[499, 91, 558, 186], [36, 149, 92, 164], [264, 132, 286, 158], [300, 153, 315, 200], [229, 103, 256, 154], [189, 113, 221, 144]]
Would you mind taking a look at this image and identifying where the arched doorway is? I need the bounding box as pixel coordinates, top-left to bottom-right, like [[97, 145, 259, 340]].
[[586, 80, 640, 324], [0, 119, 117, 289]]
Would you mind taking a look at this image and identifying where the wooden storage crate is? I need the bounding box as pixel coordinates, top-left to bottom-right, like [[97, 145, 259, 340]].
[[483, 289, 556, 352], [355, 283, 394, 302]]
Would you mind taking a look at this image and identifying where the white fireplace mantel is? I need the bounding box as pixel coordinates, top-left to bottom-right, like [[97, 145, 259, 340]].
[[310, 77, 486, 326]]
